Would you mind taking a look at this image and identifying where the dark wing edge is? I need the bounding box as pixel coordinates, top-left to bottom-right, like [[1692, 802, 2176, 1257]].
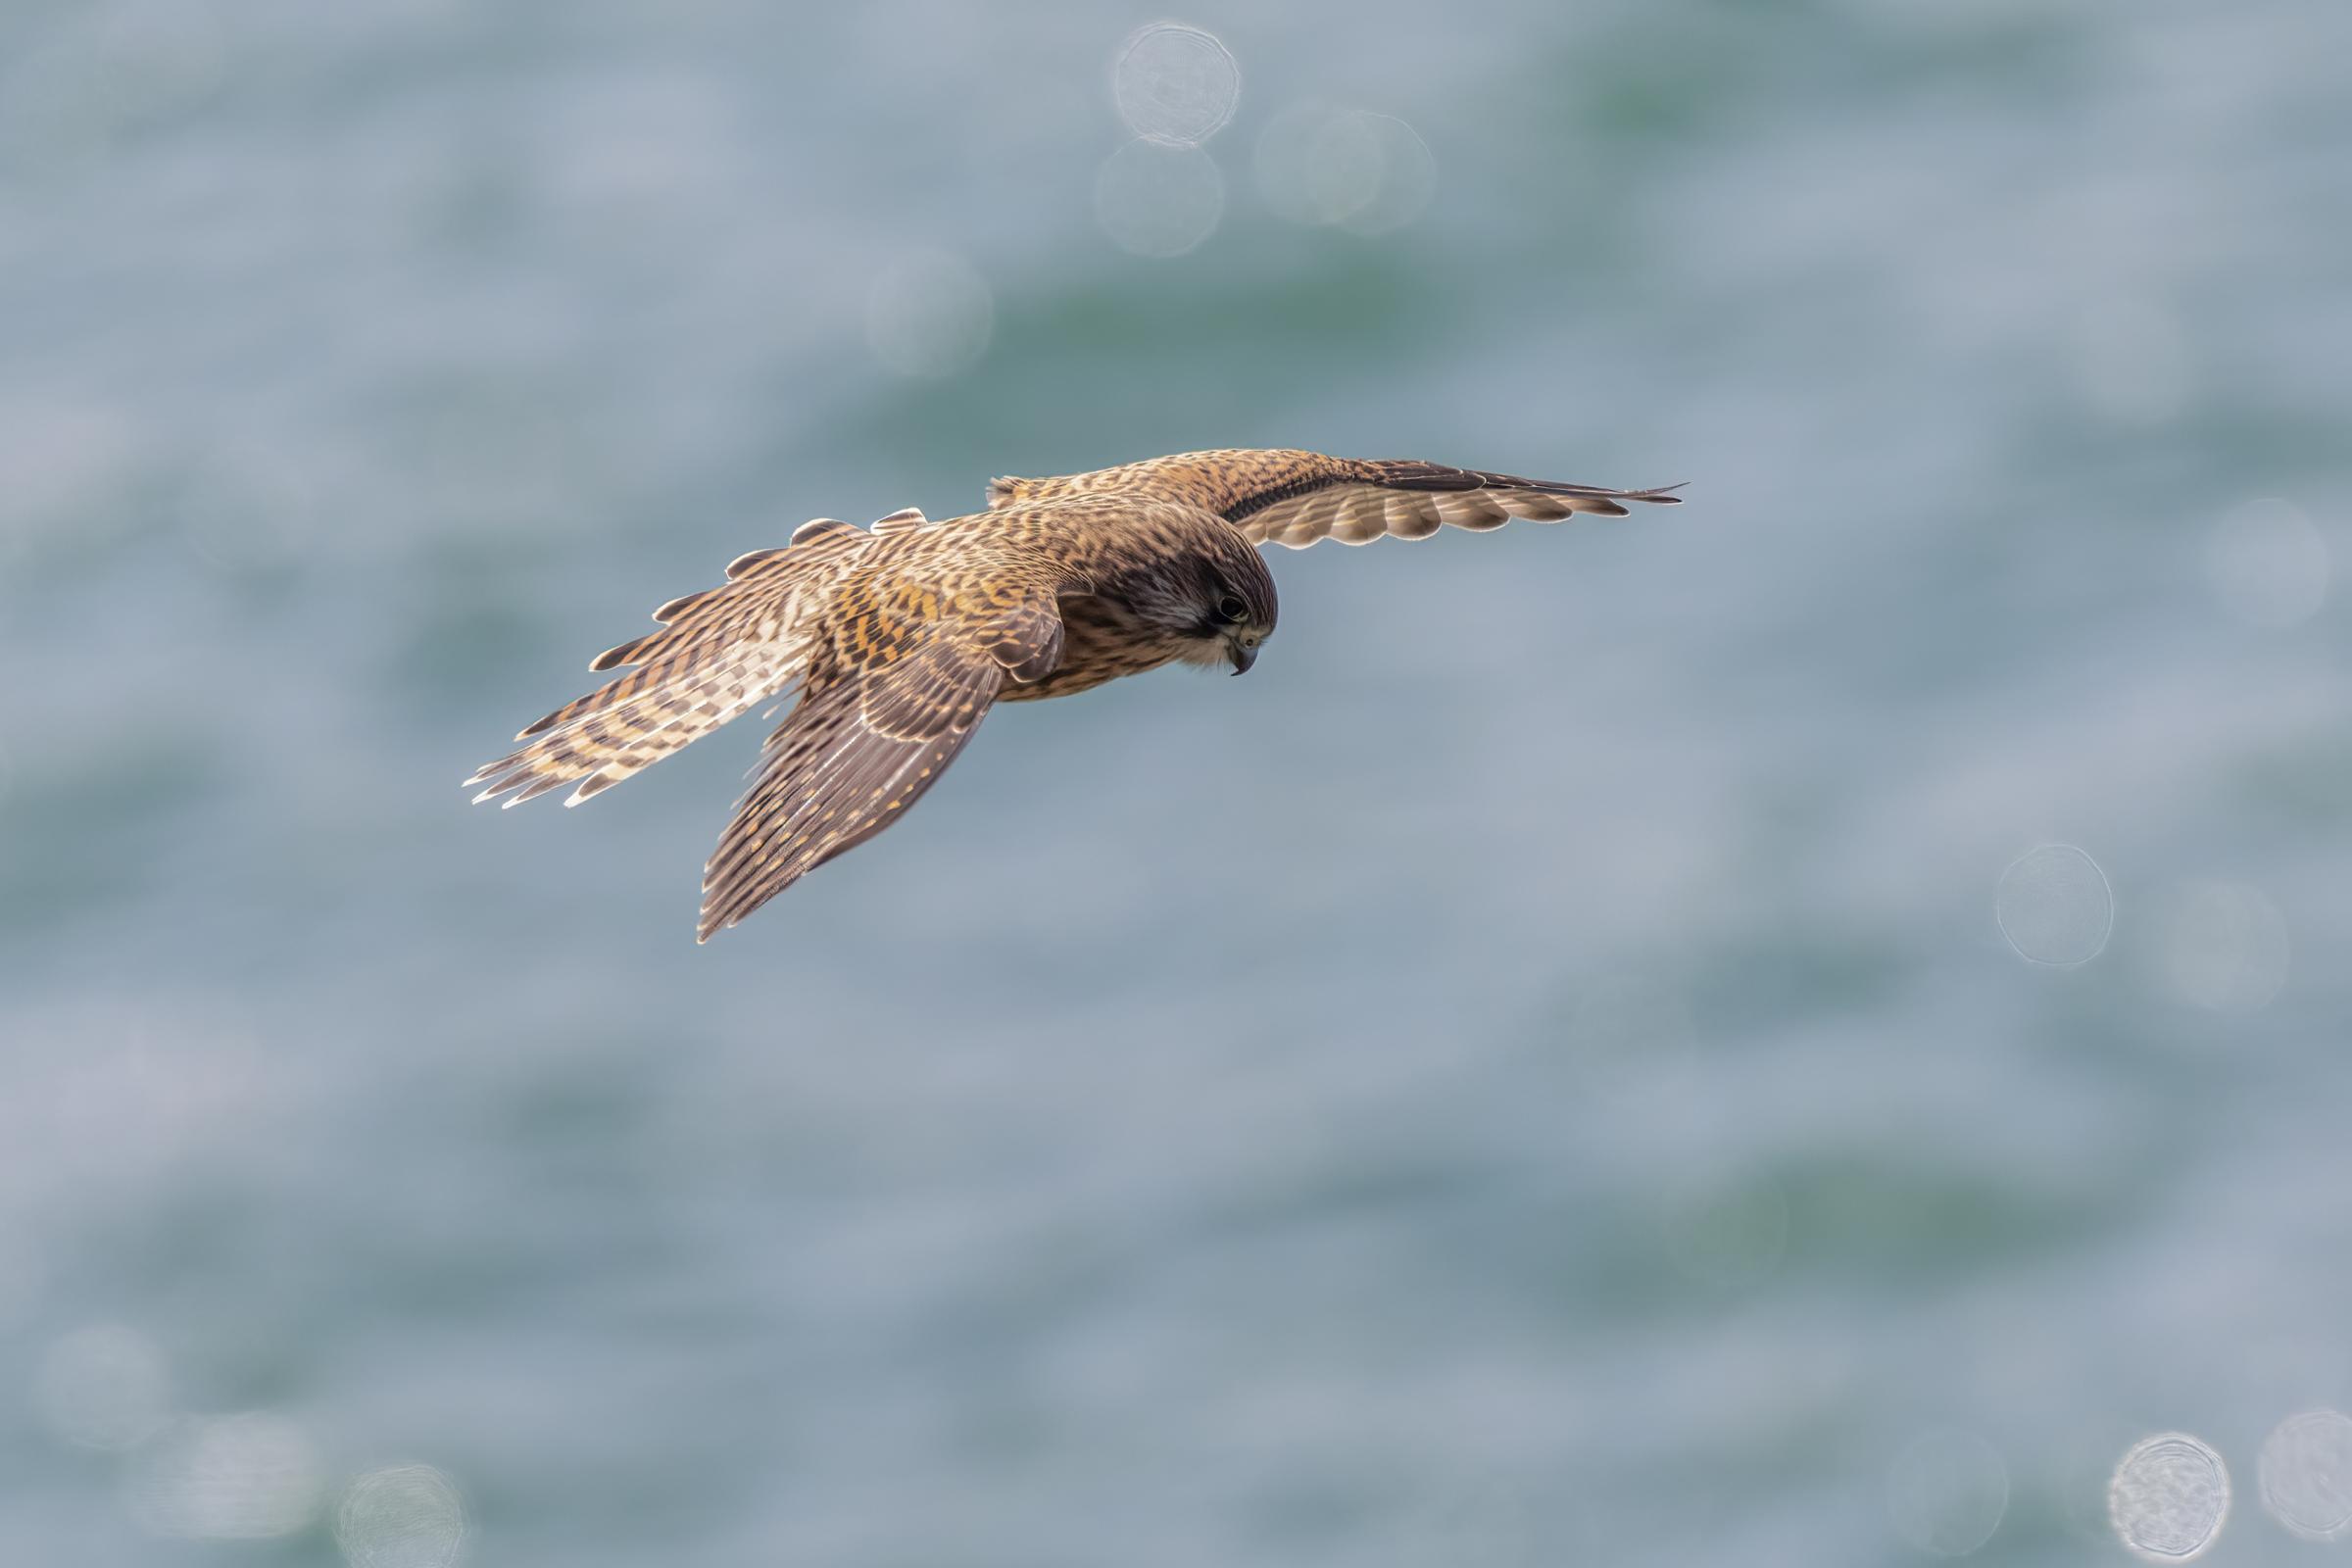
[[1232, 461, 1684, 549], [695, 590, 1063, 941]]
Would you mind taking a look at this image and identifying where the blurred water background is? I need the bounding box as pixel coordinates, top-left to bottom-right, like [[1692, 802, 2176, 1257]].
[[3, 0, 2349, 1562]]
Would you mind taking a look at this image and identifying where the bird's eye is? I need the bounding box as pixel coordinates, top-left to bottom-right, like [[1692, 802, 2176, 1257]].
[[1215, 594, 1248, 623]]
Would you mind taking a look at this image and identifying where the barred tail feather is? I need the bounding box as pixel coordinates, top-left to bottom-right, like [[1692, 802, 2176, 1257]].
[[465, 518, 868, 808]]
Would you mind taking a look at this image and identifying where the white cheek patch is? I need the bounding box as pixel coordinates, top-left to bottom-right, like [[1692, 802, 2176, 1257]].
[[1171, 639, 1229, 668]]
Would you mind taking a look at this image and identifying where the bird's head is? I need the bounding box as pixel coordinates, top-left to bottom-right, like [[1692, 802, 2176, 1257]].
[[1152, 539, 1278, 676]]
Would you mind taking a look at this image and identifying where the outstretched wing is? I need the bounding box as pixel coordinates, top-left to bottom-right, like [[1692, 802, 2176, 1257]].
[[1231, 460, 1682, 549], [696, 586, 1063, 941], [985, 450, 1680, 549], [465, 517, 870, 808]]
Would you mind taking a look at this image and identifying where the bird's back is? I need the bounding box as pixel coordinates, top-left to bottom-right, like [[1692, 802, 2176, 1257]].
[[987, 448, 1356, 519]]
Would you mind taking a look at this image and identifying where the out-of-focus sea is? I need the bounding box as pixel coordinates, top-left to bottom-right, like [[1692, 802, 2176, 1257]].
[[3, 0, 2348, 1562]]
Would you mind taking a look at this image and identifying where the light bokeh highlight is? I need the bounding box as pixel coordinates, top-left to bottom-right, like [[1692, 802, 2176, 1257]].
[[2258, 1409, 2352, 1544], [335, 1463, 470, 1568], [2109, 1433, 2229, 1562], [1994, 845, 2113, 967], [1886, 1426, 2009, 1557], [1095, 139, 1225, 258], [866, 249, 995, 381], [1112, 24, 1239, 147]]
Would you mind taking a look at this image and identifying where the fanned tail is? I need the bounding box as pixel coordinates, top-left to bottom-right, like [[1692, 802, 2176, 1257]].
[[465, 517, 869, 808]]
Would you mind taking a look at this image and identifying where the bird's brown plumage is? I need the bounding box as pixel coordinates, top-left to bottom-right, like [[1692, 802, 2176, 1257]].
[[466, 448, 1680, 938]]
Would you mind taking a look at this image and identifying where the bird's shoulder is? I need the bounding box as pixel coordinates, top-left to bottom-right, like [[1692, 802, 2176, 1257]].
[[878, 492, 1235, 574]]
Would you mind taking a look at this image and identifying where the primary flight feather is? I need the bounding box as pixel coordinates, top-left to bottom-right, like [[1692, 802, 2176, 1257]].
[[466, 448, 1682, 940]]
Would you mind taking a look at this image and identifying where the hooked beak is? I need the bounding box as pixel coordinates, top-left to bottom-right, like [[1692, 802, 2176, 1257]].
[[1226, 638, 1256, 676]]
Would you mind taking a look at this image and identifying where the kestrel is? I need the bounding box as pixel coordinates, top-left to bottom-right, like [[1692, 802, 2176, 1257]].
[[466, 448, 1681, 940]]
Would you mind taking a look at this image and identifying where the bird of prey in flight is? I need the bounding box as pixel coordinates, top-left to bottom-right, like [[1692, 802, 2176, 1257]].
[[466, 448, 1681, 940]]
